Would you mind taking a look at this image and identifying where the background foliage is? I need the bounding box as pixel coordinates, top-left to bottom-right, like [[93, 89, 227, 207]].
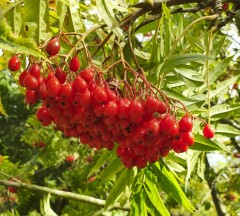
[[0, 0, 240, 215]]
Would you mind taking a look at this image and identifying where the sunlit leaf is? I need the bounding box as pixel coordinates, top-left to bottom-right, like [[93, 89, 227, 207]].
[[151, 162, 196, 213], [0, 97, 8, 117], [216, 124, 240, 137], [0, 21, 45, 58], [161, 54, 211, 74], [190, 134, 229, 152], [96, 0, 124, 39]]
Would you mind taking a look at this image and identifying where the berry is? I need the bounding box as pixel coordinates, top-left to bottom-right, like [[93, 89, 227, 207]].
[[80, 68, 95, 83], [73, 76, 88, 93], [179, 115, 193, 132], [59, 83, 73, 98], [8, 186, 17, 193], [23, 74, 38, 90], [222, 3, 228, 11], [46, 76, 61, 97], [145, 96, 159, 114], [129, 100, 143, 119], [65, 155, 75, 163], [25, 90, 38, 104], [181, 132, 194, 146], [203, 124, 215, 139], [69, 56, 80, 72], [55, 67, 67, 84], [29, 64, 41, 78], [146, 118, 159, 135], [93, 87, 108, 105], [8, 55, 21, 71], [46, 37, 60, 56], [104, 100, 118, 117], [19, 70, 28, 87], [159, 115, 177, 135]]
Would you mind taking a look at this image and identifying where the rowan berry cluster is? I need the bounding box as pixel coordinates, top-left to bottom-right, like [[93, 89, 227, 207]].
[[8, 35, 215, 169]]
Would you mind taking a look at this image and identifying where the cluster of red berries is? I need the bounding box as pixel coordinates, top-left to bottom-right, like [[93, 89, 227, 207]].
[[8, 36, 215, 169]]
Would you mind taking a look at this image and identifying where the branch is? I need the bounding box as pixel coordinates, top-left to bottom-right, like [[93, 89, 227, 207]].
[[0, 180, 130, 211], [205, 157, 225, 216]]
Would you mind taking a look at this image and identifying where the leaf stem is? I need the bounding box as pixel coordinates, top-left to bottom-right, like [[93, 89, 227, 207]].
[[206, 29, 213, 124], [167, 14, 219, 59]]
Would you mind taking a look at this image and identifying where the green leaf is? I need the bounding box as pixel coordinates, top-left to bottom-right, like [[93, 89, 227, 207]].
[[96, 0, 124, 39], [22, 0, 50, 43], [197, 152, 205, 180], [151, 162, 195, 213], [88, 149, 112, 177], [216, 124, 240, 137], [4, 3, 22, 35], [190, 134, 229, 152], [185, 151, 201, 190], [211, 36, 226, 57], [185, 34, 205, 52], [0, 97, 8, 117], [57, 0, 84, 32], [162, 88, 199, 105], [40, 194, 58, 216], [0, 21, 46, 59], [174, 68, 204, 87], [199, 56, 233, 91], [134, 48, 151, 60], [144, 176, 170, 216], [161, 54, 211, 74], [100, 157, 124, 181], [209, 75, 240, 99], [209, 104, 240, 119], [105, 169, 132, 210], [56, 0, 68, 29]]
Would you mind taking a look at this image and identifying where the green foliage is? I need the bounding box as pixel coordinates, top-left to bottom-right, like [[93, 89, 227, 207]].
[[0, 0, 240, 215]]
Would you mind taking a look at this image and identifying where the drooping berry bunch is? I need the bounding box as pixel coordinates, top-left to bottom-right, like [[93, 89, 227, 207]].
[[8, 33, 215, 169]]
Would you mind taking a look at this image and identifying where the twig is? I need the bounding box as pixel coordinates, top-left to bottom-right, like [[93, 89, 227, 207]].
[[0, 180, 130, 211]]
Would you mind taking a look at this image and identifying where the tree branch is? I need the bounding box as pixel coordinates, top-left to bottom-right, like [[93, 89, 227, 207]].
[[0, 180, 130, 211], [205, 157, 225, 216]]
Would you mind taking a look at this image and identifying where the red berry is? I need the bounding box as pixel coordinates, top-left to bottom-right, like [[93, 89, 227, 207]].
[[46, 37, 60, 56], [25, 90, 38, 104], [158, 101, 167, 114], [159, 115, 177, 135], [146, 118, 159, 135], [80, 89, 92, 108], [135, 157, 147, 168], [104, 100, 118, 117], [19, 70, 28, 87], [222, 3, 228, 11], [179, 115, 193, 132], [173, 139, 188, 153], [181, 132, 194, 146], [23, 74, 38, 90], [46, 76, 61, 97], [80, 68, 95, 83], [69, 56, 80, 72], [73, 76, 88, 93], [8, 55, 21, 71], [203, 124, 215, 139], [29, 63, 41, 78], [117, 98, 130, 119], [59, 83, 73, 98], [37, 82, 47, 100], [93, 87, 108, 105], [65, 155, 75, 163], [8, 186, 17, 193], [129, 100, 143, 119], [145, 96, 159, 114], [55, 67, 67, 84]]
